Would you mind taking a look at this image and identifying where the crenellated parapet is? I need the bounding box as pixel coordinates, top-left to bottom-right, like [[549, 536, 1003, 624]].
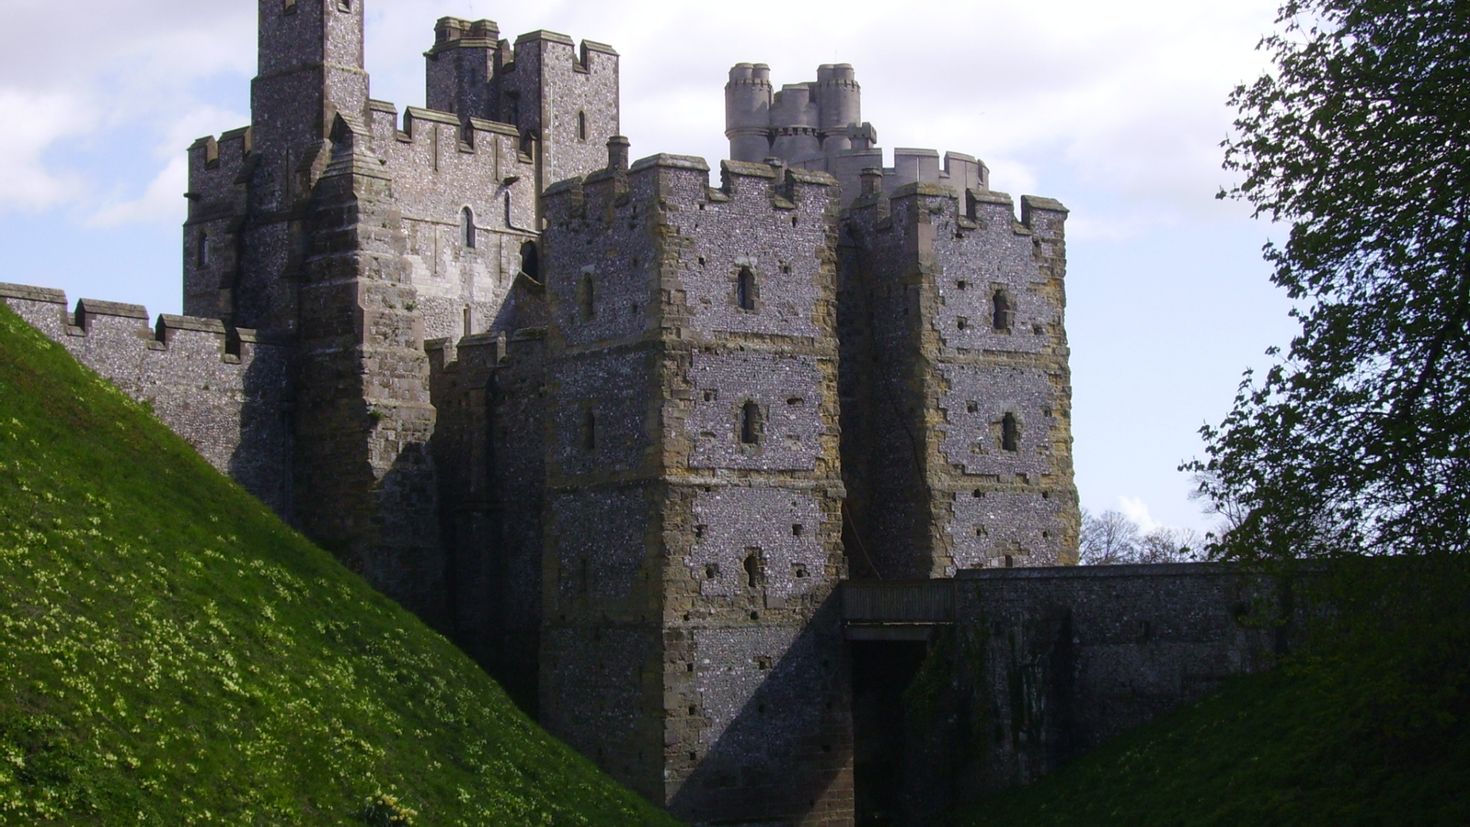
[[425, 17, 620, 190], [184, 127, 255, 321], [365, 100, 536, 215], [0, 282, 290, 514], [822, 147, 989, 208], [729, 62, 996, 208]]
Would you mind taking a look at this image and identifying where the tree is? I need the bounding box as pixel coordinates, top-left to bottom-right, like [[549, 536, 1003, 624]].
[[1079, 509, 1142, 565], [1079, 510, 1202, 565], [1189, 0, 1470, 559]]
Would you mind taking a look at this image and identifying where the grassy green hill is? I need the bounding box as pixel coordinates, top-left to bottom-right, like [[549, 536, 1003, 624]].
[[957, 565, 1470, 827], [0, 302, 677, 825]]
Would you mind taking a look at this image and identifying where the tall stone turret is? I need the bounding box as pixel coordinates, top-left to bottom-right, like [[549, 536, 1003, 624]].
[[725, 63, 773, 162], [815, 64, 861, 155], [426, 20, 620, 199], [252, 0, 369, 154], [424, 17, 500, 124]]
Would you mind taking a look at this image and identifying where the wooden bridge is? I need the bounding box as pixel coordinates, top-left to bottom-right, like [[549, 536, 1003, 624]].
[[840, 579, 956, 640]]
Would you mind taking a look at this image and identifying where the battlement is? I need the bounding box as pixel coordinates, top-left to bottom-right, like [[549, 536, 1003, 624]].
[[0, 283, 268, 361], [511, 30, 619, 71], [848, 181, 1066, 241], [366, 100, 522, 154], [425, 19, 617, 82], [812, 146, 988, 208], [545, 142, 836, 225], [188, 127, 253, 174], [727, 62, 772, 87], [429, 17, 501, 52], [423, 17, 619, 187], [426, 326, 546, 375], [186, 127, 254, 214], [0, 281, 291, 513]]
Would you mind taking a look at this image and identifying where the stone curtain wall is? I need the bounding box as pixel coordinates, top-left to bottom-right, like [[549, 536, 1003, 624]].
[[875, 564, 1312, 823], [0, 284, 291, 515]]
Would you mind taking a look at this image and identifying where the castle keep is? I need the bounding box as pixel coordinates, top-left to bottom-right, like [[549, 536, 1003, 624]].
[[1, 2, 1086, 823]]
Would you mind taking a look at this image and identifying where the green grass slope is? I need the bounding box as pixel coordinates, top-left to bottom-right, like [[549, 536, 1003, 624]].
[[0, 303, 677, 825], [959, 570, 1470, 827]]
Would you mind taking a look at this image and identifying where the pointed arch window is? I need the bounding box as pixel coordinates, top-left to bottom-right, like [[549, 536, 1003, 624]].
[[197, 232, 210, 268], [461, 206, 476, 249], [576, 110, 588, 142], [736, 266, 757, 312]]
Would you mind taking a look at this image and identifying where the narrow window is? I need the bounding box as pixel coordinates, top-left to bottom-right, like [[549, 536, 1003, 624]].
[[740, 401, 762, 445], [582, 407, 597, 451], [1004, 554, 1014, 568], [283, 0, 297, 14], [520, 241, 540, 279], [736, 266, 756, 311], [992, 289, 1012, 332], [576, 110, 588, 142], [461, 206, 476, 249], [1001, 412, 1019, 452], [463, 306, 472, 336], [337, 0, 351, 11], [579, 274, 596, 321], [743, 550, 763, 589], [197, 232, 210, 268]]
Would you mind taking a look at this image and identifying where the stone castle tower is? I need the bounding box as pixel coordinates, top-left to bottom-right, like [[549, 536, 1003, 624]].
[[1, 2, 1078, 823]]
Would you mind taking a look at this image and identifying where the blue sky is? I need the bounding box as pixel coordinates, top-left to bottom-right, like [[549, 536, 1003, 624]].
[[0, 0, 1296, 535]]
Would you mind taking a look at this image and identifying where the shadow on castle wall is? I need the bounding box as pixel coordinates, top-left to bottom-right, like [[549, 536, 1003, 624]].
[[669, 595, 854, 824]]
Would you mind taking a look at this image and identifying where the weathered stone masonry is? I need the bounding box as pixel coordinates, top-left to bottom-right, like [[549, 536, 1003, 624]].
[[0, 3, 1117, 825]]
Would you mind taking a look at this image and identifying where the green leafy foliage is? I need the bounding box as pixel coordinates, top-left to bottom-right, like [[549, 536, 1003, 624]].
[[1188, 0, 1470, 558], [0, 302, 678, 825]]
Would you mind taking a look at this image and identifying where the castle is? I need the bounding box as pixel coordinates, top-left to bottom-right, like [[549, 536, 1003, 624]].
[[0, 3, 1084, 823]]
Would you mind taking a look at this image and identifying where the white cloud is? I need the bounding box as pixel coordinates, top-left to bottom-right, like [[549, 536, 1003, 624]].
[[87, 155, 186, 228], [0, 90, 90, 211], [1118, 496, 1162, 533]]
